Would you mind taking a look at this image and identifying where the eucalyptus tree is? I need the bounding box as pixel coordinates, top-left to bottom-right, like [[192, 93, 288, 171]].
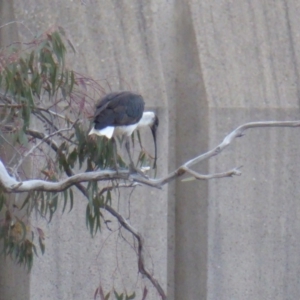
[[0, 29, 299, 300]]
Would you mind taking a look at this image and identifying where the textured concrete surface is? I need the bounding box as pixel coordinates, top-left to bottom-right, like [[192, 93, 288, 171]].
[[1, 1, 300, 300], [0, 2, 30, 300]]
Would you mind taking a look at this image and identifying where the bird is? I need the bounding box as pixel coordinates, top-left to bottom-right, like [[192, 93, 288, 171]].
[[88, 91, 159, 172]]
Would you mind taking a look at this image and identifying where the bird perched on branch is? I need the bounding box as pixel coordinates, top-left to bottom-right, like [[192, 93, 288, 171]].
[[88, 91, 159, 172]]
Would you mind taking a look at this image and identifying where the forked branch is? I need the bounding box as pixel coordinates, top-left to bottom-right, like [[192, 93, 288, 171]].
[[0, 120, 299, 192], [1, 120, 299, 300]]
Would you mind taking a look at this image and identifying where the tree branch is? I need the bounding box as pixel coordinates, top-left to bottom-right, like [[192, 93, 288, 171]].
[[2, 120, 298, 299], [13, 126, 75, 172], [1, 120, 299, 192], [184, 120, 300, 168], [181, 166, 242, 181], [104, 205, 167, 300]]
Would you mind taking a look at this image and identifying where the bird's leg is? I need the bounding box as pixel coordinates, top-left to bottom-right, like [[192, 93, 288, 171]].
[[125, 137, 148, 178], [111, 137, 119, 172], [125, 136, 135, 171]]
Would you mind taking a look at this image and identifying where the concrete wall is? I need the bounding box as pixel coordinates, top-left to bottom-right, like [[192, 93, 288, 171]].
[[0, 2, 30, 300], [1, 1, 300, 299]]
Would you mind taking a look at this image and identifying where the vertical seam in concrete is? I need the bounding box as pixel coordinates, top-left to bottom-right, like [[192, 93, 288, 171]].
[[282, 0, 300, 108], [173, 1, 209, 299]]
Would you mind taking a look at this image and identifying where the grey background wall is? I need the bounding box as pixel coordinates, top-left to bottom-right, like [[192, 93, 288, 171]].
[[1, 1, 300, 300]]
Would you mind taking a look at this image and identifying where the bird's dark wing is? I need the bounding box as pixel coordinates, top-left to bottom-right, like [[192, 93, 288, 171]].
[[93, 92, 145, 130]]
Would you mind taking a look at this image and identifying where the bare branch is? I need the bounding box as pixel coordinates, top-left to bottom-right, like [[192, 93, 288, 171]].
[[0, 20, 34, 36], [34, 106, 75, 123], [181, 166, 242, 181], [0, 161, 129, 192], [13, 126, 75, 172], [1, 120, 299, 192], [2, 120, 296, 299], [104, 205, 167, 300], [184, 120, 300, 168], [98, 182, 140, 196]]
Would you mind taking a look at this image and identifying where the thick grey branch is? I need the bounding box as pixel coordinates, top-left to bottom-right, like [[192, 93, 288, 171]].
[[0, 162, 131, 192], [184, 120, 300, 168], [181, 166, 242, 181], [1, 119, 298, 300], [1, 120, 300, 192]]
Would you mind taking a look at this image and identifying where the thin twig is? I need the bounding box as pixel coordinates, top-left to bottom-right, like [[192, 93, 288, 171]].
[[13, 126, 75, 172], [0, 21, 32, 35], [34, 106, 75, 123], [104, 205, 167, 300], [181, 166, 242, 181], [184, 120, 300, 168]]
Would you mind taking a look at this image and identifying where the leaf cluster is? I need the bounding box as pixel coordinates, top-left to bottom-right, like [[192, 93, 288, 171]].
[[0, 28, 155, 271], [94, 286, 136, 300]]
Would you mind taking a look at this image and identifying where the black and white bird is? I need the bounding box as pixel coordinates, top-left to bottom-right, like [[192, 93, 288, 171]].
[[88, 91, 159, 171]]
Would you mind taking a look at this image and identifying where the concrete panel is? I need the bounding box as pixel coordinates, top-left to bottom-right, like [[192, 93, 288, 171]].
[[207, 108, 300, 300], [156, 1, 300, 299], [0, 2, 30, 300], [12, 1, 169, 300], [3, 1, 300, 300], [190, 0, 300, 108]]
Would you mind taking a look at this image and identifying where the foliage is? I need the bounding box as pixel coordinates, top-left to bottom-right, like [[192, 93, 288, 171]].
[[0, 28, 154, 271], [94, 287, 137, 300]]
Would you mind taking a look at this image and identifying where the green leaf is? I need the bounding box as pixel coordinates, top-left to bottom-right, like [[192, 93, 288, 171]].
[[31, 72, 42, 97], [25, 87, 34, 106], [95, 207, 101, 234], [48, 192, 58, 222], [126, 292, 136, 300], [27, 252, 33, 271], [16, 219, 27, 242], [88, 215, 95, 236], [50, 63, 57, 95], [69, 189, 74, 212], [38, 237, 45, 254], [114, 291, 124, 300], [32, 243, 38, 256], [62, 189, 68, 213], [21, 103, 31, 130], [88, 185, 94, 211], [106, 190, 112, 206], [28, 50, 35, 73], [18, 129, 28, 145], [0, 193, 5, 211], [70, 71, 75, 93], [67, 148, 77, 168], [51, 31, 66, 66], [86, 204, 90, 229], [20, 193, 31, 210], [41, 192, 47, 216]]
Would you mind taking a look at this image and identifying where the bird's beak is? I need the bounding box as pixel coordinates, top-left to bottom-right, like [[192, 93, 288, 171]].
[[150, 115, 159, 169]]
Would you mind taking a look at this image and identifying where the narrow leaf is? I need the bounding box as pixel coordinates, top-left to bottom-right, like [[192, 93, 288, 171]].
[[62, 189, 68, 213], [126, 292, 136, 300], [38, 237, 45, 254], [69, 189, 74, 212]]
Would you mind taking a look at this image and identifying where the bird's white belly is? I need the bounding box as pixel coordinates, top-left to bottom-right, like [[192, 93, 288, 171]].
[[114, 124, 138, 136], [88, 126, 115, 138], [88, 124, 138, 139]]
